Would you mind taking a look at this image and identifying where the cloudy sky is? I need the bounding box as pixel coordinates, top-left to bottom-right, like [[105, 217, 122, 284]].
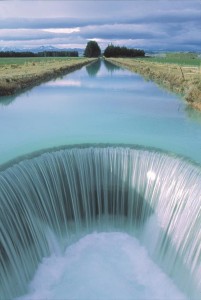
[[0, 0, 200, 51]]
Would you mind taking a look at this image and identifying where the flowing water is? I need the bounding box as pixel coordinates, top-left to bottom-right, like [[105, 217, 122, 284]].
[[0, 60, 201, 299], [0, 59, 201, 166]]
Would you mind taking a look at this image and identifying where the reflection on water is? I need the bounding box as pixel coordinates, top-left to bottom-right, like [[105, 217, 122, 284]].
[[185, 105, 201, 124], [0, 95, 16, 106], [45, 79, 81, 87], [86, 59, 101, 77], [103, 59, 121, 73]]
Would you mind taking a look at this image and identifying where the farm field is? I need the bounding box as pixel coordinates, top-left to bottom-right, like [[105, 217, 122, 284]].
[[0, 57, 95, 96], [0, 56, 85, 65], [143, 52, 201, 66]]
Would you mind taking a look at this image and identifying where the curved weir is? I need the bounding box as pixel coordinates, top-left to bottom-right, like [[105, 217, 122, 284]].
[[0, 146, 201, 299]]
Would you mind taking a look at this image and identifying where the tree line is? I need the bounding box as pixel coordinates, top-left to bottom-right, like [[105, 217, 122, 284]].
[[0, 51, 79, 57], [0, 41, 145, 58], [84, 41, 145, 58], [103, 44, 145, 58]]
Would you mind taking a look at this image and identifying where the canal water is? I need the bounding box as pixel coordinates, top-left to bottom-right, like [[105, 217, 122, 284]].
[[0, 59, 201, 300], [0, 59, 201, 165]]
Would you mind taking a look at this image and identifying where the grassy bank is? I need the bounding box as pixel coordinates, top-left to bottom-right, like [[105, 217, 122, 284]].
[[106, 57, 201, 111], [0, 57, 96, 96]]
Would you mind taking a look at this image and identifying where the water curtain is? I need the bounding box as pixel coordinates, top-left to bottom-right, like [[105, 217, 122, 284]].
[[0, 146, 200, 299]]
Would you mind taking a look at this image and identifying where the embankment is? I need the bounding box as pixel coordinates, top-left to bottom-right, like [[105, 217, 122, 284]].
[[106, 58, 201, 111], [0, 58, 96, 96]]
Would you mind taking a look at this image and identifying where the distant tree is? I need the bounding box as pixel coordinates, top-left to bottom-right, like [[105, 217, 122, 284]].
[[104, 44, 145, 58], [0, 50, 78, 58], [84, 41, 101, 58]]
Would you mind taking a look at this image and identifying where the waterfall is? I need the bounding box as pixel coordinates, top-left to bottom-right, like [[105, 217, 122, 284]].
[[0, 146, 201, 299]]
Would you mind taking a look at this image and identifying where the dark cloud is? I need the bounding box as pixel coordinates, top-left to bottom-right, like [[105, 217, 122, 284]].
[[80, 29, 164, 41], [1, 8, 200, 30], [0, 1, 200, 51], [0, 17, 107, 30], [0, 30, 68, 41]]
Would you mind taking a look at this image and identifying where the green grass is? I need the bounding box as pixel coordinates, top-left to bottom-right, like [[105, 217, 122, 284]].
[[140, 52, 201, 66], [0, 57, 82, 66]]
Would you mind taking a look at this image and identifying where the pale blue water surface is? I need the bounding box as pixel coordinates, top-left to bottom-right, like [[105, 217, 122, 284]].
[[0, 59, 201, 165]]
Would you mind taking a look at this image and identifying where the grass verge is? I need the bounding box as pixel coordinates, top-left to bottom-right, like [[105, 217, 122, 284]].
[[106, 57, 201, 111], [0, 57, 96, 96]]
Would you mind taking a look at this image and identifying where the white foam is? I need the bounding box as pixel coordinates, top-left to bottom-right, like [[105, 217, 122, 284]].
[[17, 232, 187, 300]]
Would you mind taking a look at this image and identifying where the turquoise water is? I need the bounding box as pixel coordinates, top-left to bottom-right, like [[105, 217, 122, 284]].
[[0, 59, 201, 166], [1, 59, 201, 300]]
